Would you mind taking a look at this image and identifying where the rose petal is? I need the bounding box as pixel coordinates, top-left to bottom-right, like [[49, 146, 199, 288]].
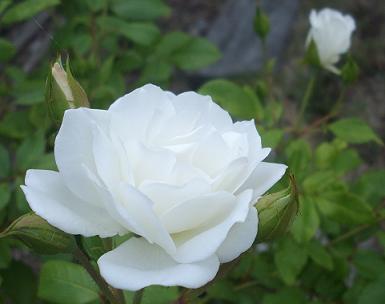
[[21, 169, 124, 237], [216, 207, 258, 263], [236, 162, 287, 201], [171, 189, 253, 263], [98, 237, 219, 291], [55, 108, 108, 206]]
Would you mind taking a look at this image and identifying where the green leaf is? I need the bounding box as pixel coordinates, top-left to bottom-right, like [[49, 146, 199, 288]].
[[274, 237, 308, 285], [316, 191, 374, 225], [306, 240, 333, 270], [353, 170, 385, 206], [0, 144, 10, 178], [262, 287, 306, 304], [0, 110, 34, 139], [81, 236, 106, 261], [0, 241, 12, 269], [0, 183, 11, 210], [199, 80, 256, 119], [291, 196, 319, 243], [303, 171, 337, 194], [172, 37, 220, 71], [154, 31, 191, 57], [358, 276, 385, 304], [0, 0, 12, 14], [1, 261, 38, 303], [0, 38, 15, 62], [285, 139, 312, 181], [38, 260, 99, 304], [124, 286, 178, 304], [260, 128, 283, 148], [15, 130, 45, 170], [328, 118, 383, 145], [353, 251, 385, 280], [2, 0, 60, 24], [111, 0, 171, 21], [138, 61, 172, 85], [97, 16, 160, 46], [0, 212, 76, 254]]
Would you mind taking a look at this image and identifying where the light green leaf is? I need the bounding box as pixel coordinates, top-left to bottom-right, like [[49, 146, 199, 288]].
[[353, 170, 385, 206], [291, 196, 319, 243], [260, 128, 283, 148], [306, 240, 333, 270], [285, 139, 312, 181], [111, 0, 171, 21], [2, 0, 60, 24], [138, 61, 172, 85], [199, 80, 256, 119], [274, 238, 308, 285], [316, 191, 374, 225], [38, 260, 99, 304], [329, 118, 383, 145]]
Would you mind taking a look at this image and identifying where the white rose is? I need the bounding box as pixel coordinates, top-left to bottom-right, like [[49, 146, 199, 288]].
[[306, 8, 356, 73], [22, 84, 286, 291]]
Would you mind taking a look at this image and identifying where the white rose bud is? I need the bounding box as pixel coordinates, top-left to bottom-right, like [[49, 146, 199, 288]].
[[21, 84, 286, 291], [306, 8, 356, 73], [52, 62, 74, 102]]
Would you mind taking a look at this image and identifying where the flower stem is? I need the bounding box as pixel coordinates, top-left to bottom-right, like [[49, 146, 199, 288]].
[[74, 247, 121, 304], [296, 73, 317, 129], [133, 289, 144, 304]]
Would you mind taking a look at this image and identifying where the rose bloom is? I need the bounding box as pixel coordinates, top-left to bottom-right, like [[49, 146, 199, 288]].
[[307, 8, 356, 73], [22, 84, 286, 291]]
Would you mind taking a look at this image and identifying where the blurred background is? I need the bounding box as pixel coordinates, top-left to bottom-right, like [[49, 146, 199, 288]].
[[0, 0, 384, 303]]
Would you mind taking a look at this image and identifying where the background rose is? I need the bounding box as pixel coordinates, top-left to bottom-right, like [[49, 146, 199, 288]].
[[21, 84, 286, 291], [306, 8, 356, 73]]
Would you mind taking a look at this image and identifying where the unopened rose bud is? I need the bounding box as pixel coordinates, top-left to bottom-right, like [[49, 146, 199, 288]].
[[256, 174, 299, 242], [52, 62, 74, 103], [46, 58, 89, 124]]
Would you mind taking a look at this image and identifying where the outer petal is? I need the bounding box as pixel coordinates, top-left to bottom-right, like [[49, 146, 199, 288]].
[[171, 190, 253, 263], [110, 183, 176, 254], [236, 162, 287, 201], [55, 108, 109, 206], [216, 207, 258, 263], [98, 237, 219, 291], [21, 170, 125, 237]]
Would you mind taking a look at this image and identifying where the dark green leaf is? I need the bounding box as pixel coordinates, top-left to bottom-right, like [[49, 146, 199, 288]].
[[274, 237, 308, 285], [38, 260, 99, 304], [15, 130, 45, 170], [2, 0, 60, 24], [306, 240, 333, 270], [97, 17, 160, 46], [0, 212, 76, 254], [0, 38, 15, 62], [0, 144, 10, 178], [358, 276, 385, 304], [0, 183, 11, 210], [111, 0, 171, 21]]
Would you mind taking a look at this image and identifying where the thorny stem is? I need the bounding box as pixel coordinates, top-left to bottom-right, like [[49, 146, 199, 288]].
[[74, 247, 121, 304]]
